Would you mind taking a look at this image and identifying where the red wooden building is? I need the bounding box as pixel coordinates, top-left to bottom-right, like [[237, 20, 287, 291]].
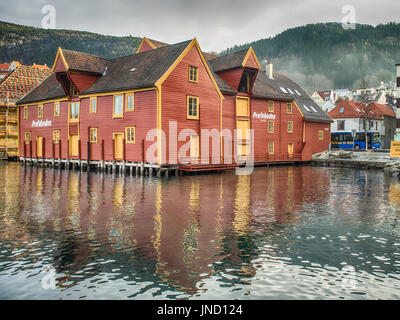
[[16, 37, 332, 171]]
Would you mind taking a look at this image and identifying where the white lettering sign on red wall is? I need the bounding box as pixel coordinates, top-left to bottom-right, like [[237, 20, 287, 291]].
[[32, 120, 52, 128], [252, 112, 276, 120]]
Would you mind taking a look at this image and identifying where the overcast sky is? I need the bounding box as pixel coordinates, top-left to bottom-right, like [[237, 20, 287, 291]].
[[1, 0, 399, 52]]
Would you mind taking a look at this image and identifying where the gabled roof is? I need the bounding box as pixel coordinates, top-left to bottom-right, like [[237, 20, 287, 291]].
[[369, 102, 396, 118], [136, 37, 170, 53], [328, 100, 381, 120], [16, 73, 65, 105], [52, 47, 109, 74], [18, 40, 203, 103], [81, 40, 192, 95], [0, 65, 51, 105], [256, 72, 332, 123], [317, 90, 332, 101], [208, 49, 249, 72]]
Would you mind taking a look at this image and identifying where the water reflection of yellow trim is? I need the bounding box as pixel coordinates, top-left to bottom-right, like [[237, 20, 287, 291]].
[[36, 170, 43, 195], [67, 173, 81, 228], [184, 179, 200, 254], [152, 180, 162, 260], [287, 167, 294, 211], [233, 175, 251, 235], [112, 178, 124, 207]]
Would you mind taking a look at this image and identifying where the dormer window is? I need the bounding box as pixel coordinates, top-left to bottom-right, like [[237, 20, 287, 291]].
[[238, 70, 254, 94], [70, 85, 78, 97], [339, 106, 345, 114]]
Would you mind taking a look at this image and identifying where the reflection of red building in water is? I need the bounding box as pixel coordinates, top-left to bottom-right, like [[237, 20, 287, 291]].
[[9, 166, 331, 294], [16, 37, 331, 170]]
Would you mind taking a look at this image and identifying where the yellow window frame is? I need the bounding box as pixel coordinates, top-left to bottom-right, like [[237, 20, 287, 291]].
[[288, 121, 293, 133], [24, 106, 28, 119], [126, 93, 134, 112], [89, 128, 98, 143], [189, 66, 198, 83], [25, 132, 31, 144], [187, 95, 199, 120], [318, 130, 324, 140], [53, 130, 60, 144], [268, 141, 274, 154], [125, 126, 136, 144], [287, 103, 293, 114], [268, 101, 274, 113], [89, 97, 97, 114], [268, 120, 274, 133], [54, 102, 60, 117], [69, 102, 80, 121], [38, 104, 43, 118], [113, 94, 124, 118]]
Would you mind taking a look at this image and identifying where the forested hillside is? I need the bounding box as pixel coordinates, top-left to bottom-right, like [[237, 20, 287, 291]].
[[0, 21, 141, 66], [222, 22, 400, 92], [1, 21, 399, 92]]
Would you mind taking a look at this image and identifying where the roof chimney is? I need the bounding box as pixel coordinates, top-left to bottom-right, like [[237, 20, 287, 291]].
[[265, 60, 273, 79]]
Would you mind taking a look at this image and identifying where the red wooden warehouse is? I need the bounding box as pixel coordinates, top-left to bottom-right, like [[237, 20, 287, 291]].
[[16, 37, 332, 172]]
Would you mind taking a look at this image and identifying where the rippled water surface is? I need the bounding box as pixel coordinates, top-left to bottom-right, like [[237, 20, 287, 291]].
[[1, 162, 400, 299]]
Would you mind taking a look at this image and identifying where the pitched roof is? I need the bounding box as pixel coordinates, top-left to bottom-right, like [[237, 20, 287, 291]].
[[146, 38, 169, 48], [0, 65, 51, 105], [208, 49, 249, 72], [317, 90, 331, 101], [59, 48, 109, 74], [0, 63, 12, 71], [328, 100, 381, 120], [81, 40, 192, 95], [18, 40, 193, 103], [256, 71, 332, 123], [16, 73, 65, 105], [369, 102, 396, 118]]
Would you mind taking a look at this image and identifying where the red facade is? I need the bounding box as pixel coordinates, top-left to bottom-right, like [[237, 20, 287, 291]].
[[18, 38, 331, 168]]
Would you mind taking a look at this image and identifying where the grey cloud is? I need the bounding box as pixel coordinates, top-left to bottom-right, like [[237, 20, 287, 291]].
[[0, 0, 399, 52]]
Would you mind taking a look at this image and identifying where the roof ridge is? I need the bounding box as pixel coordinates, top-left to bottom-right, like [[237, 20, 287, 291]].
[[61, 47, 110, 62], [208, 48, 250, 61], [110, 39, 193, 62]]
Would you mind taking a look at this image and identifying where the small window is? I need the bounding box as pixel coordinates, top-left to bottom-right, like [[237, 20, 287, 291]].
[[54, 102, 60, 117], [38, 104, 43, 118], [303, 105, 310, 112], [339, 106, 345, 114], [268, 101, 274, 113], [337, 120, 345, 130], [311, 106, 318, 113], [287, 103, 292, 114], [268, 141, 274, 154], [113, 95, 124, 118], [25, 132, 31, 144], [90, 98, 97, 114], [69, 102, 80, 120], [288, 121, 293, 133], [268, 120, 274, 133], [280, 87, 288, 93], [89, 128, 97, 143], [53, 130, 60, 144], [187, 96, 199, 120], [189, 66, 198, 83], [126, 127, 135, 144], [126, 94, 134, 112], [318, 130, 324, 140], [24, 106, 28, 119]]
